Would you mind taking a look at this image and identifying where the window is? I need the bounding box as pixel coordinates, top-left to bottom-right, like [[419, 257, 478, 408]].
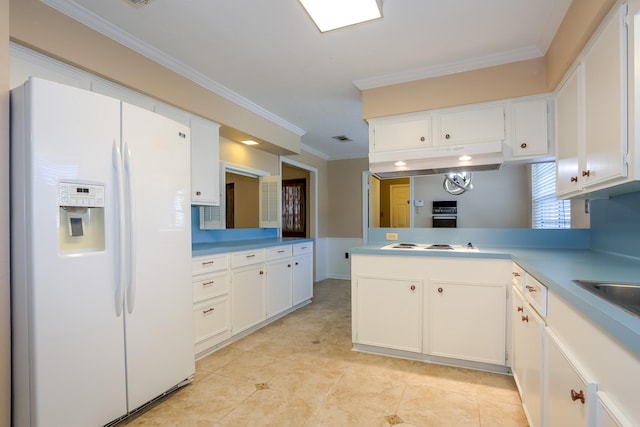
[[531, 162, 571, 229]]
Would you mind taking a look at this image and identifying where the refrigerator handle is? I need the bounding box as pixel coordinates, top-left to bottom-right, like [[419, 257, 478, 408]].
[[124, 142, 138, 314], [112, 141, 126, 317]]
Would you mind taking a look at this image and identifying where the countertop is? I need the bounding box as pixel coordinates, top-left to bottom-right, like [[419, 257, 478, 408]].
[[192, 237, 314, 257], [350, 244, 640, 356]]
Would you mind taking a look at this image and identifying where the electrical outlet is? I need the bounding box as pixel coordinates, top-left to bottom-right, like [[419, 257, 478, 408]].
[[386, 232, 398, 241]]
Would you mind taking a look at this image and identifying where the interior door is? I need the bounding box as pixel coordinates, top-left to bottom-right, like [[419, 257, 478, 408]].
[[390, 184, 410, 227], [121, 103, 194, 411]]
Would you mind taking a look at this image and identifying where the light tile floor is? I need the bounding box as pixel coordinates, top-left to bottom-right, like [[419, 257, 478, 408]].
[[126, 279, 528, 426]]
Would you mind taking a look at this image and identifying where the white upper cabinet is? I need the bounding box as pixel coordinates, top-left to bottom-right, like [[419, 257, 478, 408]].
[[190, 116, 221, 206], [510, 98, 550, 159], [555, 3, 634, 198], [369, 112, 431, 153], [437, 104, 505, 145]]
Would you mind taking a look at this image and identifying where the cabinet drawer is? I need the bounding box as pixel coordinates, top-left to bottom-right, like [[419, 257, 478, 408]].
[[231, 249, 266, 268], [192, 271, 229, 302], [192, 253, 229, 275], [193, 297, 229, 344], [267, 245, 292, 261], [512, 263, 525, 292], [293, 242, 313, 256], [525, 275, 548, 318]]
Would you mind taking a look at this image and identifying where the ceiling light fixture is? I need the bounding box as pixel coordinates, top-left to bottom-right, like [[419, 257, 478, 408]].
[[299, 0, 383, 33], [459, 155, 472, 161], [394, 161, 406, 166], [241, 140, 259, 146]]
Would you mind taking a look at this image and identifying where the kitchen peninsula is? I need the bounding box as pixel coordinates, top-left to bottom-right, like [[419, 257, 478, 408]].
[[350, 227, 640, 427]]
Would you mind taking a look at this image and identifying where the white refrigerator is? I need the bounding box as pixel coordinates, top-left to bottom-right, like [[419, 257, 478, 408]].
[[11, 77, 195, 426]]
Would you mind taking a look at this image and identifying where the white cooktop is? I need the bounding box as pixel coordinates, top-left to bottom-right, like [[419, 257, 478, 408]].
[[381, 243, 479, 252]]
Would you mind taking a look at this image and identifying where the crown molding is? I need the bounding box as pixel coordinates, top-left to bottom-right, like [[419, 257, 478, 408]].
[[353, 46, 543, 90], [300, 143, 331, 160], [41, 0, 306, 137]]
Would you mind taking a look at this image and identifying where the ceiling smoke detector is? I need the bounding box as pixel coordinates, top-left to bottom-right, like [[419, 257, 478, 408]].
[[124, 0, 149, 7], [331, 135, 352, 142]]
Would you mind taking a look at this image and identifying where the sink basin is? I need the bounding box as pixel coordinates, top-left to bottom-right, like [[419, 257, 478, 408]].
[[573, 280, 640, 318]]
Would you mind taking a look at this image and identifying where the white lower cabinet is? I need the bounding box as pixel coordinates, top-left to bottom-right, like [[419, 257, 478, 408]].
[[511, 286, 544, 427], [292, 243, 313, 305], [545, 328, 597, 427], [428, 280, 506, 364], [355, 276, 422, 353], [231, 262, 267, 335], [192, 241, 314, 357], [351, 254, 510, 369]]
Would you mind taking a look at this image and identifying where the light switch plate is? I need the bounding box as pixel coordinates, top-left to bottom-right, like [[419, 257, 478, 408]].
[[386, 232, 398, 241]]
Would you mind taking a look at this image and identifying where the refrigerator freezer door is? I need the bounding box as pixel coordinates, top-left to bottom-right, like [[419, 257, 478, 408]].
[[120, 103, 195, 411], [11, 78, 128, 426]]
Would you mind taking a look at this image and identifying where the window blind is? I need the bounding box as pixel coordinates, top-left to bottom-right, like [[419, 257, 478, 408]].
[[532, 162, 571, 229]]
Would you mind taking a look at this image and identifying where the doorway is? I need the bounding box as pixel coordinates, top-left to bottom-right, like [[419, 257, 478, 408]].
[[282, 179, 306, 237], [390, 184, 411, 227]]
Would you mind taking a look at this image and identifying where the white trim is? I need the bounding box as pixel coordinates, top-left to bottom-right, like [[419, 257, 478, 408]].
[[40, 0, 306, 137], [300, 143, 330, 160]]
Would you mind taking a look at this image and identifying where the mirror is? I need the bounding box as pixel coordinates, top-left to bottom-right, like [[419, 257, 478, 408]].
[[225, 172, 260, 228]]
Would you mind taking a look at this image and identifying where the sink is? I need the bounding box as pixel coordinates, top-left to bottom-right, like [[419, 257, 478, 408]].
[[573, 280, 640, 318]]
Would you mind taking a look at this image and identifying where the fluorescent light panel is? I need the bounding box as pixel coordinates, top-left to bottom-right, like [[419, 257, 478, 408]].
[[300, 0, 382, 32], [241, 140, 259, 145]]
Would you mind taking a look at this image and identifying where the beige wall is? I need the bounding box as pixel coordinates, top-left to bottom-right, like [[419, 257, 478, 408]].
[[1, 0, 10, 423], [327, 158, 369, 238], [362, 0, 616, 119], [225, 173, 259, 228], [220, 137, 280, 175], [9, 0, 301, 156]]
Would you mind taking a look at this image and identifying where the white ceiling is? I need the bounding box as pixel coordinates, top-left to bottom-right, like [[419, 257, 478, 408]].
[[44, 0, 572, 160]]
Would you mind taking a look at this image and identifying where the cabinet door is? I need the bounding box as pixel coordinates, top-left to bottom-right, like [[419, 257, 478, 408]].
[[193, 296, 230, 355], [545, 329, 596, 427], [512, 288, 544, 427], [555, 66, 582, 196], [231, 264, 266, 335], [438, 105, 505, 145], [267, 258, 293, 317], [292, 254, 313, 305], [190, 116, 221, 205], [370, 112, 431, 152], [582, 4, 628, 189], [355, 276, 422, 353], [429, 281, 506, 365], [511, 99, 549, 158]]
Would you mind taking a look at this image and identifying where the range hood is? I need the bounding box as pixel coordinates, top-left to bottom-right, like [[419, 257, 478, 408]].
[[369, 140, 504, 179]]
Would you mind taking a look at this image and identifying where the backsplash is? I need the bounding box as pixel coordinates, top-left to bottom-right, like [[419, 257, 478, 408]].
[[590, 191, 640, 259], [190, 206, 277, 244]]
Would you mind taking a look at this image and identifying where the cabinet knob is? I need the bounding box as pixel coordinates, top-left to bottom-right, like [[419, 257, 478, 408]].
[[444, 133, 451, 140], [521, 315, 529, 322], [582, 170, 591, 177], [437, 287, 443, 293], [410, 285, 416, 291], [195, 191, 202, 196], [259, 270, 264, 275], [520, 142, 527, 149], [420, 136, 425, 142], [570, 176, 578, 183], [288, 264, 292, 268], [295, 262, 299, 265], [570, 389, 585, 404], [517, 306, 524, 312]]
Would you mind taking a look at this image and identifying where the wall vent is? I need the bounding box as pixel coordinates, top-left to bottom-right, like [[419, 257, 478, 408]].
[[124, 0, 149, 7], [331, 135, 352, 142]]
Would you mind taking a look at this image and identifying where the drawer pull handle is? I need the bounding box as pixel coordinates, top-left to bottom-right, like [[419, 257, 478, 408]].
[[512, 272, 521, 277], [246, 254, 256, 258], [202, 261, 214, 266], [202, 281, 215, 287], [521, 315, 529, 322], [278, 250, 285, 253], [571, 389, 585, 404], [301, 246, 307, 249], [203, 307, 215, 314], [526, 285, 536, 293], [517, 306, 524, 312]]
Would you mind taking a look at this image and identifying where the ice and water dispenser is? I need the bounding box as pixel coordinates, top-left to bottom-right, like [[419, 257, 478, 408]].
[[59, 182, 106, 253]]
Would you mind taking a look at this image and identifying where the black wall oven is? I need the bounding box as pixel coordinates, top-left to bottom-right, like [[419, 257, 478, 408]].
[[432, 201, 457, 228]]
